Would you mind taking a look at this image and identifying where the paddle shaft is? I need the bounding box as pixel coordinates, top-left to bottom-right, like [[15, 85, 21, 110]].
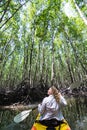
[[32, 105, 38, 111]]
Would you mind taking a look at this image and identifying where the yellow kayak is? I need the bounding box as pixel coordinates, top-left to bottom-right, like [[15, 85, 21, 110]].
[[31, 114, 71, 130]]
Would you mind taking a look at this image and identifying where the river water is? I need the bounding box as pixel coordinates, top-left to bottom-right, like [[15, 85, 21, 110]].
[[0, 97, 87, 130]]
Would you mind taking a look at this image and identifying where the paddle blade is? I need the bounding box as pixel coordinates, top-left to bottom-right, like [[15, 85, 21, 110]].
[[14, 109, 32, 123]]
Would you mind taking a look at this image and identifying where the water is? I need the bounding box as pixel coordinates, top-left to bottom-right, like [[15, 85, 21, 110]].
[[63, 97, 87, 130], [0, 97, 87, 130]]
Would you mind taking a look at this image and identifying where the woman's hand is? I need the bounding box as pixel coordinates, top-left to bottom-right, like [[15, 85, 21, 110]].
[[58, 92, 62, 97]]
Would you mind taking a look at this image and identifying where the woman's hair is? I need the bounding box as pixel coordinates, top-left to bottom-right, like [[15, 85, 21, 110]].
[[51, 86, 60, 103]]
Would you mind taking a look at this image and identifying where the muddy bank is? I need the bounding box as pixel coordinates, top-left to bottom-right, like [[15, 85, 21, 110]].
[[0, 79, 87, 106]]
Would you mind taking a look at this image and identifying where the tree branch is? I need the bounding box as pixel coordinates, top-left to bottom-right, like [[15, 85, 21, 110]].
[[0, 0, 11, 23], [73, 0, 87, 25], [0, 1, 28, 29]]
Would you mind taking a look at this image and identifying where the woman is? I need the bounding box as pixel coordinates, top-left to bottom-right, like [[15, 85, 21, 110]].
[[31, 86, 71, 130], [38, 86, 67, 121]]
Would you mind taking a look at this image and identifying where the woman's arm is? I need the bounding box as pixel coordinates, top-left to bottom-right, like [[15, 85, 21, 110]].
[[38, 97, 47, 114], [59, 93, 67, 106]]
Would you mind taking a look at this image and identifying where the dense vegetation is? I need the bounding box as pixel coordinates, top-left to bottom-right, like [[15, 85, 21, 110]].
[[0, 0, 87, 91]]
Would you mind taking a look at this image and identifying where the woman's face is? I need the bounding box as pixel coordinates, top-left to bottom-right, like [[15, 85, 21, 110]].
[[47, 88, 53, 95]]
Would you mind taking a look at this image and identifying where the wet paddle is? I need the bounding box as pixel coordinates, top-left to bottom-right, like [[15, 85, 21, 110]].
[[14, 106, 37, 123]]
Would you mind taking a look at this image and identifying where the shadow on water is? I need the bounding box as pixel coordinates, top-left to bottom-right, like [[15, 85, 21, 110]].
[[0, 97, 87, 130]]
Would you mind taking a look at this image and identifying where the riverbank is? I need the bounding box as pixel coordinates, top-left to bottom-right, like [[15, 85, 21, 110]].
[[0, 79, 87, 107]]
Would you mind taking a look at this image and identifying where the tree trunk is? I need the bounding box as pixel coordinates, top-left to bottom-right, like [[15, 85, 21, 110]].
[[51, 31, 55, 85], [22, 42, 28, 80], [66, 58, 75, 83]]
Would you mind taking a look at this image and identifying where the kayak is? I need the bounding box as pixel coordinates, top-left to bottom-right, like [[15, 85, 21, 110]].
[[31, 114, 71, 130]]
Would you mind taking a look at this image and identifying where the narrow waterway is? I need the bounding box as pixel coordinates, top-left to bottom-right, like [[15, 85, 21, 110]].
[[0, 97, 87, 130]]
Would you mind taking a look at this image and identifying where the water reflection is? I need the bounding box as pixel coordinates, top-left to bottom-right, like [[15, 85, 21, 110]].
[[1, 122, 23, 130], [0, 109, 37, 130], [0, 97, 87, 130], [63, 97, 87, 130]]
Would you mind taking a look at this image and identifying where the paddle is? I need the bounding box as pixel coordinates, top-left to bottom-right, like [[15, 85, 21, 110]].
[[14, 106, 38, 123]]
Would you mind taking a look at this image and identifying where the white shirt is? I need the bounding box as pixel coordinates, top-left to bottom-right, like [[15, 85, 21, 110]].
[[38, 95, 67, 120]]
